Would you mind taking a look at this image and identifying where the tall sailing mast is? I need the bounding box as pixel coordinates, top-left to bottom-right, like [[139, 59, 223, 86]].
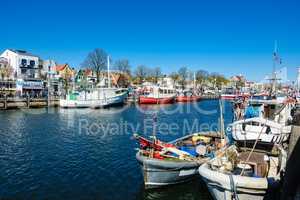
[[107, 55, 111, 88], [269, 40, 281, 96]]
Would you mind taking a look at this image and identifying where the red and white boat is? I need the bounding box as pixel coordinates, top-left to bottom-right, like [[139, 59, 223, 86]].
[[176, 90, 201, 102], [139, 86, 176, 104]]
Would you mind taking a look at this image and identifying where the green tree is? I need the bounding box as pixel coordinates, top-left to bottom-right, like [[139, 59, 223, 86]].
[[209, 72, 229, 89]]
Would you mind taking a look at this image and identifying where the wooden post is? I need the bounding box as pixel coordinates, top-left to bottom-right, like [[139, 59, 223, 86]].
[[4, 95, 7, 109], [27, 96, 30, 108]]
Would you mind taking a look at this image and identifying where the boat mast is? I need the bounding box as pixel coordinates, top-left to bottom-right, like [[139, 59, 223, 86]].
[[193, 71, 196, 93], [271, 40, 278, 96], [107, 55, 111, 88], [219, 99, 225, 139]]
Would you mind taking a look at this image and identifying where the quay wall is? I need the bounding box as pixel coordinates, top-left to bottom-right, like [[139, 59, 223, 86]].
[[0, 98, 59, 109]]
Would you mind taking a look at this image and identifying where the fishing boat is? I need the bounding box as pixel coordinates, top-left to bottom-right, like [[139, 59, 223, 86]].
[[231, 117, 291, 150], [230, 98, 294, 150], [176, 90, 201, 102], [60, 88, 128, 108], [60, 56, 128, 108], [199, 144, 287, 200], [139, 86, 176, 104], [220, 87, 248, 100], [134, 132, 225, 189]]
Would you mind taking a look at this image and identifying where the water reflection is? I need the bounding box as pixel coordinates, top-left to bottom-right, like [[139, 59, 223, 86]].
[[138, 179, 212, 200]]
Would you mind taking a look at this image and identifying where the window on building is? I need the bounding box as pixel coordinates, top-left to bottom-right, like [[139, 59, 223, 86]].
[[21, 69, 27, 74], [29, 60, 35, 67], [21, 59, 27, 66]]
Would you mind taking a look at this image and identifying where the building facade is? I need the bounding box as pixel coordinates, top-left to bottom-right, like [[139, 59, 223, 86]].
[[0, 49, 44, 96]]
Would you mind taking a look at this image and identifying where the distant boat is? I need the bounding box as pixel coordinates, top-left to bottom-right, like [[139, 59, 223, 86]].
[[139, 86, 176, 104], [199, 144, 287, 200], [176, 90, 201, 102], [134, 132, 224, 188]]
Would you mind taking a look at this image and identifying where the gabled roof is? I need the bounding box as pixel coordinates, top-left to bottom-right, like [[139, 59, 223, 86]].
[[53, 64, 68, 71], [8, 49, 39, 57]]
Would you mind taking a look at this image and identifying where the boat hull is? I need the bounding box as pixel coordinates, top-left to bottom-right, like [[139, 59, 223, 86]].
[[221, 94, 249, 100], [60, 92, 127, 108], [176, 96, 201, 102], [199, 163, 269, 200], [139, 96, 175, 104], [136, 152, 204, 188]]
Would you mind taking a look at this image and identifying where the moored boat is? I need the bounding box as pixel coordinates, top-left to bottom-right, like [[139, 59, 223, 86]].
[[230, 98, 294, 150], [60, 88, 128, 108], [139, 96, 174, 104], [134, 132, 225, 188], [199, 144, 287, 200], [176, 90, 201, 102], [139, 86, 176, 104]]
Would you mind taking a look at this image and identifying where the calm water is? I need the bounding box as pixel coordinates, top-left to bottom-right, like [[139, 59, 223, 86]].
[[0, 100, 233, 200]]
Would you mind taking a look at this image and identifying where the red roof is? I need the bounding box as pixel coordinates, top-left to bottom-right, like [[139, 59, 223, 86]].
[[53, 64, 67, 71], [85, 68, 93, 76]]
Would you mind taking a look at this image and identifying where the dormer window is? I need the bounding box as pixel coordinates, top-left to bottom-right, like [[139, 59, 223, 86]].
[[21, 59, 27, 66], [29, 60, 35, 67]]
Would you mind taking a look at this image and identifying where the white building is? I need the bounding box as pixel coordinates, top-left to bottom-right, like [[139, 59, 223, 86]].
[[0, 49, 44, 95], [0, 49, 40, 80], [158, 77, 175, 88]]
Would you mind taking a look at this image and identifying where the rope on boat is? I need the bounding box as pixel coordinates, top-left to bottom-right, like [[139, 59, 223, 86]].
[[240, 118, 269, 176]]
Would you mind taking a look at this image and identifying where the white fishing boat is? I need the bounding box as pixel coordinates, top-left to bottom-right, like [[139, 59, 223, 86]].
[[231, 117, 291, 149], [199, 144, 287, 200], [59, 88, 128, 108], [60, 56, 128, 108], [231, 99, 294, 149]]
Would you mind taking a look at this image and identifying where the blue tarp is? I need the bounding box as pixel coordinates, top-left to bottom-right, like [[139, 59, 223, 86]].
[[244, 106, 259, 119]]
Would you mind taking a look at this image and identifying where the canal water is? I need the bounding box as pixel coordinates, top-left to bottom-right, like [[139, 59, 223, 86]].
[[0, 100, 233, 200]]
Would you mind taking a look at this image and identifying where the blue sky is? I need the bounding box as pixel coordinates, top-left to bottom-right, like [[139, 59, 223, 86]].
[[1, 0, 300, 81]]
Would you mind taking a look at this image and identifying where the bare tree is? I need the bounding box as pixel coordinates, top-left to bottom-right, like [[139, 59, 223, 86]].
[[170, 72, 180, 87], [114, 59, 131, 76], [153, 67, 162, 84], [82, 48, 108, 83], [135, 65, 148, 84], [178, 67, 189, 89], [196, 70, 209, 87]]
